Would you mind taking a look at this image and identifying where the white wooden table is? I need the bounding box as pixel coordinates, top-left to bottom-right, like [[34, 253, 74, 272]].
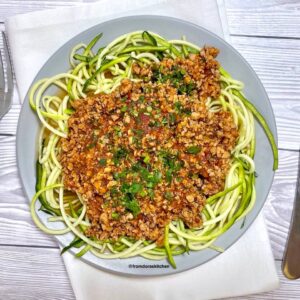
[[0, 0, 299, 299]]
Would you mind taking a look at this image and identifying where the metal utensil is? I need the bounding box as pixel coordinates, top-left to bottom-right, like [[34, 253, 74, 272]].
[[282, 151, 300, 279], [0, 31, 13, 119]]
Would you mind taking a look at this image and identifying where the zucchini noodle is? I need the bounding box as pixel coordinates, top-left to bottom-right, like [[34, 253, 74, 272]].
[[30, 31, 278, 267]]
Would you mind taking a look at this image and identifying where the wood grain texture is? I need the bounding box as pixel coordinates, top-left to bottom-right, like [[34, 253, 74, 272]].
[[231, 36, 300, 101], [0, 245, 299, 300], [271, 100, 300, 151], [231, 36, 300, 99], [230, 36, 300, 150], [0, 134, 298, 259], [225, 0, 300, 38], [0, 104, 20, 135], [263, 150, 299, 260], [0, 0, 299, 299], [0, 135, 57, 247]]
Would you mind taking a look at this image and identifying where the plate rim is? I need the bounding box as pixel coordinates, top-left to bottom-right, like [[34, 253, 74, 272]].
[[16, 14, 278, 276]]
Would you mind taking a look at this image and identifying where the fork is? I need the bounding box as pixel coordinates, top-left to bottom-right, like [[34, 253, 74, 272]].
[[0, 31, 13, 120], [282, 150, 300, 279]]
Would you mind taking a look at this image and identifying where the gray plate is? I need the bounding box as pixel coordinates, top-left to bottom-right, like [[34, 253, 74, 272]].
[[17, 15, 277, 276]]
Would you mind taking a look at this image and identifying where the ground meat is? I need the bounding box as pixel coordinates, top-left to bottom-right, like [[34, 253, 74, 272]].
[[60, 47, 239, 245]]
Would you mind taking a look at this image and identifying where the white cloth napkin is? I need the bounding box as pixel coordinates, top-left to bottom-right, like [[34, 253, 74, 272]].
[[5, 0, 279, 299]]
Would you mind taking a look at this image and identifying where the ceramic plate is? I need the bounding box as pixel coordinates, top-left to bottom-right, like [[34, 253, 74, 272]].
[[17, 15, 277, 276]]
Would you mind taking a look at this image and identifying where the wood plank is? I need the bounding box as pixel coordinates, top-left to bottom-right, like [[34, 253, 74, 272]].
[[231, 36, 300, 101], [230, 36, 300, 150], [225, 0, 300, 38], [0, 134, 298, 259], [0, 245, 299, 299], [0, 135, 58, 247], [271, 100, 300, 151], [0, 104, 21, 135], [263, 150, 298, 260]]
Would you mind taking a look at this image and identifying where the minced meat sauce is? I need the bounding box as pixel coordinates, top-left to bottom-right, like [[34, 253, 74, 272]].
[[60, 47, 239, 245]]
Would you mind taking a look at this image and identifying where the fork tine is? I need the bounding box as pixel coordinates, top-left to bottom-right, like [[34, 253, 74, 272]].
[[0, 31, 13, 119], [0, 50, 4, 92], [0, 50, 6, 117], [2, 32, 13, 93]]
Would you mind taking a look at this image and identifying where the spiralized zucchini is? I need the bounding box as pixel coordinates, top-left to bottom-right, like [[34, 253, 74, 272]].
[[30, 31, 277, 268]]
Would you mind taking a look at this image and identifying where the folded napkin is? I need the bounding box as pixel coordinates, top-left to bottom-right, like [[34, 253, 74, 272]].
[[5, 0, 279, 299]]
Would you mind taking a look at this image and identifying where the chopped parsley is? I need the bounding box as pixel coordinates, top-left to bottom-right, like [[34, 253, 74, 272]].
[[164, 191, 173, 201], [109, 161, 162, 217], [162, 113, 176, 127], [174, 101, 192, 115], [113, 170, 127, 180], [121, 105, 128, 112], [152, 66, 185, 87], [169, 113, 176, 126], [133, 129, 144, 136], [186, 145, 201, 154], [112, 212, 120, 220], [146, 106, 152, 112], [113, 147, 129, 164], [148, 188, 155, 200], [123, 199, 140, 217], [151, 66, 195, 96], [118, 182, 143, 216], [113, 126, 122, 137], [128, 182, 143, 194], [165, 169, 173, 183], [149, 119, 161, 127], [86, 143, 96, 149], [143, 153, 151, 164], [98, 158, 107, 166], [138, 95, 145, 102], [178, 82, 196, 95], [159, 150, 184, 183], [110, 186, 119, 197]]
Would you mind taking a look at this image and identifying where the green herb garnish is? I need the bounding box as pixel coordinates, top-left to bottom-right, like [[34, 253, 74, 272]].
[[164, 191, 173, 201], [113, 147, 129, 164], [138, 95, 145, 102], [169, 113, 176, 126], [174, 101, 192, 115], [143, 154, 151, 164], [165, 169, 173, 183], [98, 158, 107, 166], [113, 126, 122, 137], [121, 105, 128, 112], [124, 199, 140, 217], [87, 143, 96, 149], [112, 212, 120, 220], [129, 182, 143, 194], [186, 146, 201, 154], [178, 82, 196, 95]]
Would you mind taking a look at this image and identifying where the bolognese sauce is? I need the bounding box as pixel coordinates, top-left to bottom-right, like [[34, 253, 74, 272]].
[[60, 47, 239, 245]]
